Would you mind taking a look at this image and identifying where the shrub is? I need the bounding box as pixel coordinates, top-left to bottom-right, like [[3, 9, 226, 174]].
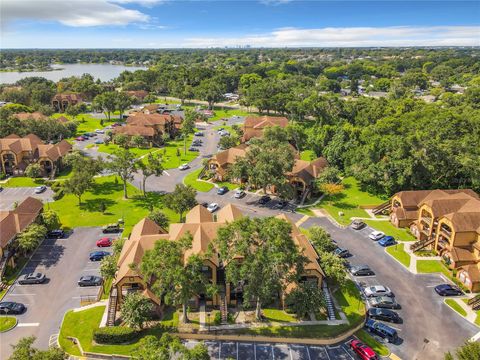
[[213, 311, 221, 325], [93, 326, 139, 344], [52, 189, 64, 200]]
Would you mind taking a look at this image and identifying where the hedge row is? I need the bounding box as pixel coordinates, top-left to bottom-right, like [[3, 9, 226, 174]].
[[93, 326, 139, 344]]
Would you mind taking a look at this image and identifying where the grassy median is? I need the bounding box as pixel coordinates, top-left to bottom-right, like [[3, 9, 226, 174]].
[[386, 243, 411, 268]]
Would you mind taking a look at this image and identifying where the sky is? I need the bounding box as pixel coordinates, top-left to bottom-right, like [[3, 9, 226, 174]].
[[1, 0, 479, 48]]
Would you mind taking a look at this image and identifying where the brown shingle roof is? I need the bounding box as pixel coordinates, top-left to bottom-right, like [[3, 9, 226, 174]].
[[449, 246, 476, 263], [0, 197, 43, 249], [394, 189, 478, 208], [127, 113, 177, 127], [113, 125, 155, 137], [211, 144, 248, 167], [244, 116, 289, 129], [287, 157, 328, 184], [0, 133, 43, 155], [14, 112, 48, 121], [52, 93, 83, 102]]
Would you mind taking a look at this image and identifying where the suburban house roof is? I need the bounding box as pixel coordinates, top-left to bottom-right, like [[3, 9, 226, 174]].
[[449, 246, 476, 263], [0, 134, 44, 154], [126, 90, 148, 100], [0, 197, 43, 249], [52, 93, 83, 102], [113, 125, 155, 137], [459, 264, 480, 282], [393, 189, 478, 208], [210, 144, 249, 167], [14, 112, 48, 121], [127, 113, 181, 127], [242, 116, 289, 142], [288, 157, 329, 184], [38, 140, 72, 161]]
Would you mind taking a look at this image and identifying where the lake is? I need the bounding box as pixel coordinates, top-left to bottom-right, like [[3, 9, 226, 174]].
[[0, 63, 148, 84]]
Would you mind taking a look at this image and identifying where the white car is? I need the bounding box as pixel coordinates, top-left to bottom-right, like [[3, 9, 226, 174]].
[[34, 185, 47, 194], [369, 230, 385, 241], [207, 203, 219, 213], [364, 285, 393, 298], [104, 125, 113, 130], [178, 164, 190, 171], [234, 189, 245, 199], [95, 129, 105, 134]]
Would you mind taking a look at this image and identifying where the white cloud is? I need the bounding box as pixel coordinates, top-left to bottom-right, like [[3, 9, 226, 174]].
[[184, 26, 480, 47], [259, 0, 294, 5], [1, 0, 150, 27]]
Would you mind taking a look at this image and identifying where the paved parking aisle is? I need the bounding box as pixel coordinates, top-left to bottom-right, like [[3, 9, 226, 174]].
[[0, 187, 54, 210], [0, 227, 118, 360]]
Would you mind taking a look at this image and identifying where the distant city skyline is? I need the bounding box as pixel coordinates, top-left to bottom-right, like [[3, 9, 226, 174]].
[[1, 0, 479, 48]]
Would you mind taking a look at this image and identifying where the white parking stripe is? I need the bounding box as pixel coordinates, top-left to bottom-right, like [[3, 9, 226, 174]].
[[17, 323, 40, 327]]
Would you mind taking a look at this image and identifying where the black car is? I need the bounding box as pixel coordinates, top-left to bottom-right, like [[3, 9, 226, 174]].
[[0, 301, 26, 315], [18, 272, 46, 285], [188, 147, 200, 152], [434, 284, 463, 296], [368, 308, 401, 323], [89, 251, 111, 261], [47, 229, 65, 239], [194, 132, 204, 136], [217, 186, 229, 195], [273, 200, 288, 209], [349, 265, 375, 276], [334, 247, 350, 258], [78, 275, 103, 287], [258, 195, 271, 205]]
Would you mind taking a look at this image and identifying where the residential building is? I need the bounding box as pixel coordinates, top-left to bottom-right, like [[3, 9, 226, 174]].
[[386, 189, 480, 292], [0, 134, 72, 177], [51, 93, 83, 112], [0, 197, 43, 271], [112, 113, 182, 146], [113, 204, 324, 311], [14, 112, 48, 121], [207, 144, 328, 200], [126, 90, 149, 102], [242, 115, 289, 142]]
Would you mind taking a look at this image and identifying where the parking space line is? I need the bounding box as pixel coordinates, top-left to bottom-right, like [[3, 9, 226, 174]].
[[342, 345, 355, 360], [7, 293, 36, 296], [323, 347, 331, 360], [17, 323, 40, 327], [271, 345, 275, 360], [306, 346, 311, 360], [254, 343, 257, 360]]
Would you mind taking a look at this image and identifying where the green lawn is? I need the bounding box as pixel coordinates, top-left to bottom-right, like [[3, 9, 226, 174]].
[[364, 220, 416, 242], [59, 306, 179, 356], [0, 317, 17, 332], [355, 329, 390, 356], [209, 109, 252, 121], [3, 177, 45, 187], [183, 168, 214, 192], [386, 244, 411, 268], [262, 308, 297, 323], [52, 113, 122, 135], [416, 260, 451, 277], [97, 144, 158, 158], [213, 181, 238, 191], [317, 177, 386, 225], [299, 150, 316, 161], [445, 299, 467, 317], [47, 175, 179, 237], [236, 280, 365, 339]]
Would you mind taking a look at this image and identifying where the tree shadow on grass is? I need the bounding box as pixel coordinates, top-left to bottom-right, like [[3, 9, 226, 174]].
[[89, 180, 122, 196], [130, 192, 165, 211], [79, 198, 116, 212]]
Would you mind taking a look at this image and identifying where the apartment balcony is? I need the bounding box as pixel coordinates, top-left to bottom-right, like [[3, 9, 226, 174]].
[[441, 227, 452, 238], [421, 216, 432, 225], [421, 227, 431, 236]]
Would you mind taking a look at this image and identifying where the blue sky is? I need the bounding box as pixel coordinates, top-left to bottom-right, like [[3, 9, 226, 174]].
[[2, 1, 479, 48]]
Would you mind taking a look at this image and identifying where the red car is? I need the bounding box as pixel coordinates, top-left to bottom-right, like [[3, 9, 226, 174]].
[[350, 340, 378, 360], [96, 237, 113, 247]]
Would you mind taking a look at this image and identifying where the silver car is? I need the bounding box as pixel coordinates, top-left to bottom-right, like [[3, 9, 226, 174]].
[[364, 285, 393, 298], [18, 272, 46, 285]]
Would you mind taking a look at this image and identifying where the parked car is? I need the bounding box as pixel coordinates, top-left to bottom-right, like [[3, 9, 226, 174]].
[[365, 319, 399, 343], [178, 164, 190, 171], [89, 251, 111, 261], [18, 272, 46, 285], [434, 284, 463, 296], [188, 147, 199, 152], [378, 236, 395, 247], [0, 302, 26, 315], [194, 132, 204, 136], [95, 129, 105, 134], [102, 224, 120, 234], [364, 285, 393, 298], [217, 186, 229, 195], [258, 195, 271, 205], [334, 247, 350, 258], [78, 275, 103, 287], [369, 231, 385, 241], [75, 136, 85, 141], [96, 237, 113, 247], [207, 203, 219, 213], [273, 199, 288, 210], [349, 265, 375, 276], [234, 189, 245, 199], [349, 339, 378, 360], [367, 308, 401, 323], [351, 219, 366, 230], [369, 296, 400, 309], [34, 185, 47, 194], [47, 229, 65, 239], [95, 139, 104, 144]]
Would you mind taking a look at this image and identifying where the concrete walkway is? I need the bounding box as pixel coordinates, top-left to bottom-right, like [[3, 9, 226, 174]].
[[446, 298, 478, 324], [199, 302, 206, 330]]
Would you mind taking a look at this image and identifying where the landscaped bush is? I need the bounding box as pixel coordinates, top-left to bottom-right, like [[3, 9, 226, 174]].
[[213, 311, 221, 325], [52, 188, 64, 200], [93, 326, 139, 344]]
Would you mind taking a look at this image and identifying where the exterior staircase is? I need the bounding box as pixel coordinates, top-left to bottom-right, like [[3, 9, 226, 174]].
[[372, 201, 391, 215], [220, 293, 228, 324], [410, 237, 435, 252], [322, 282, 336, 321], [299, 188, 311, 206], [106, 288, 117, 327], [468, 294, 480, 310]]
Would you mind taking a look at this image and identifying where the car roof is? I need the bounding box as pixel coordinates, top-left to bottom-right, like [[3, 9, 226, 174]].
[[371, 231, 383, 235], [370, 285, 387, 291]]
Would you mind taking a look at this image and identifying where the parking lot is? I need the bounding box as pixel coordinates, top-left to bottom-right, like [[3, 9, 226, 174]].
[[302, 217, 479, 360], [185, 338, 360, 360], [0, 187, 54, 210], [0, 227, 117, 360]]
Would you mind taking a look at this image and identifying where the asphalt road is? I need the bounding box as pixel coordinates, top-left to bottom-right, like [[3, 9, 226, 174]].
[[0, 227, 116, 360], [0, 187, 54, 210], [301, 217, 479, 360]]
